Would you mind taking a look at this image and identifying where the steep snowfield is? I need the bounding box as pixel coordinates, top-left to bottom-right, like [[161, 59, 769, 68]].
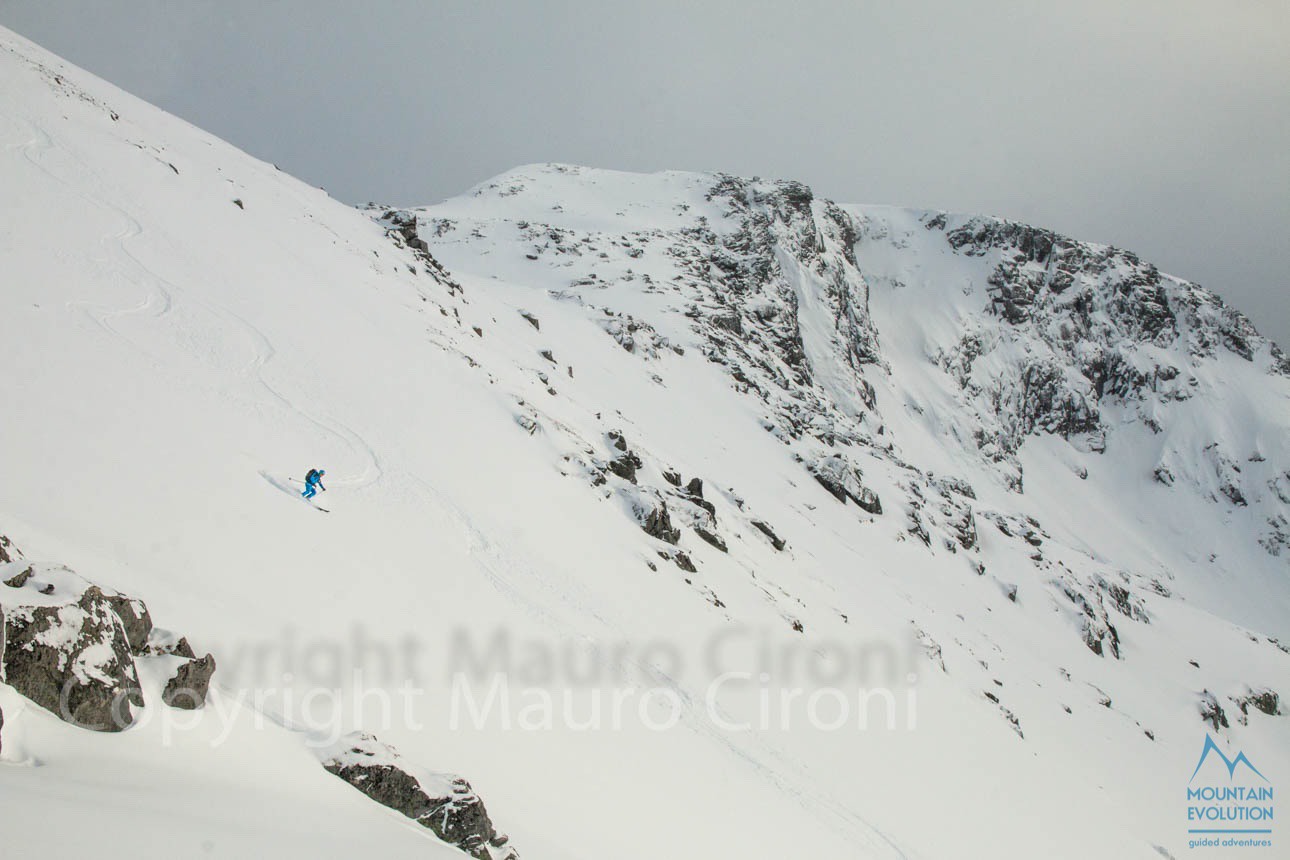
[[2, 24, 1288, 860]]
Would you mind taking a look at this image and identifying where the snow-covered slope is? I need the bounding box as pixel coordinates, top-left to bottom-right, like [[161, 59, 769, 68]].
[[2, 24, 1287, 860]]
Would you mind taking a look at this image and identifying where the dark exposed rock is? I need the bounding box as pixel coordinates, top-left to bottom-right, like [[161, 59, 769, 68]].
[[751, 520, 786, 551], [1234, 689, 1280, 719], [320, 733, 518, 859], [104, 593, 153, 654], [1, 571, 143, 732], [0, 534, 20, 564], [4, 566, 34, 588], [519, 311, 540, 330], [1060, 579, 1122, 659], [662, 469, 682, 487], [931, 476, 977, 500], [1198, 690, 1229, 731], [598, 313, 673, 357], [684, 477, 704, 499], [813, 467, 855, 506], [1263, 514, 1290, 558], [637, 497, 680, 545], [162, 654, 217, 710], [942, 502, 978, 550], [660, 550, 697, 573], [905, 507, 931, 546], [853, 487, 882, 515], [809, 455, 883, 514], [374, 209, 465, 292], [1103, 581, 1149, 623], [684, 492, 716, 518], [694, 527, 728, 553], [608, 452, 642, 484]]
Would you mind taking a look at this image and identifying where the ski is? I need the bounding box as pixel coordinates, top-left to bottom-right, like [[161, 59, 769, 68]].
[[286, 475, 328, 509]]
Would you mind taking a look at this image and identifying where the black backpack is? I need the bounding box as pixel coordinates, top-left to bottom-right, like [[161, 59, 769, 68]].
[[306, 468, 319, 483]]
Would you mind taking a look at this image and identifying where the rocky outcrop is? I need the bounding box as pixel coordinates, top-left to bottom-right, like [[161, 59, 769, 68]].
[[1198, 690, 1230, 731], [1, 564, 143, 731], [608, 451, 643, 484], [1058, 574, 1123, 660], [0, 534, 20, 564], [809, 454, 882, 514], [922, 210, 1288, 508], [1233, 688, 1280, 723], [162, 653, 217, 710], [598, 312, 677, 358], [751, 520, 786, 551], [660, 549, 697, 573], [693, 526, 728, 552], [638, 496, 680, 545], [319, 732, 518, 860], [1, 560, 214, 730], [373, 208, 464, 294], [1027, 568, 1150, 658]]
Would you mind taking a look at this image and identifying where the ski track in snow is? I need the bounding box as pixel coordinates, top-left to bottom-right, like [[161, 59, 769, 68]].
[[9, 114, 176, 342], [230, 305, 384, 490], [8, 111, 383, 492]]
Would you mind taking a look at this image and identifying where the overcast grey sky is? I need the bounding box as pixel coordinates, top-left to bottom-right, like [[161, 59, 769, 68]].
[[3, 1, 1286, 346]]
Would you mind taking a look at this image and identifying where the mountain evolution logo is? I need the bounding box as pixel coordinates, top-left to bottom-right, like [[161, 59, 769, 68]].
[[1186, 733, 1274, 851], [1189, 734, 1269, 783]]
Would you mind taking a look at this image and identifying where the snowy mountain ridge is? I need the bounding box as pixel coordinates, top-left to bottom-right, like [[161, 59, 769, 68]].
[[399, 162, 1290, 632], [1, 24, 1288, 860]]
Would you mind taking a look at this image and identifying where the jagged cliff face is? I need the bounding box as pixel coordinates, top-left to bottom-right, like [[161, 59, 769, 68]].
[[863, 210, 1288, 464], [407, 164, 1290, 603], [850, 206, 1290, 561]]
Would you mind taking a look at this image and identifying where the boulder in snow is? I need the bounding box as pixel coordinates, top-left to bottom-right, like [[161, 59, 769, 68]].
[[0, 563, 143, 731], [162, 653, 216, 710], [809, 455, 883, 514], [319, 732, 518, 859], [0, 534, 21, 564]]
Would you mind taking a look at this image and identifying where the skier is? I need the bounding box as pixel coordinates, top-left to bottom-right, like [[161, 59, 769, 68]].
[[302, 467, 326, 500]]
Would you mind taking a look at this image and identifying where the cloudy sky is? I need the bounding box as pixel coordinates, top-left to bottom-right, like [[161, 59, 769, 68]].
[[4, 1, 1286, 346]]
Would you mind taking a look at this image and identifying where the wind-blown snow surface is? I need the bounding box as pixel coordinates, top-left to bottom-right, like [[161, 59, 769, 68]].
[[2, 24, 1288, 860]]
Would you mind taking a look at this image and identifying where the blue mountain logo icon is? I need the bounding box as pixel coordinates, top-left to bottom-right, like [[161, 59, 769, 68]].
[[1190, 734, 1268, 783]]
